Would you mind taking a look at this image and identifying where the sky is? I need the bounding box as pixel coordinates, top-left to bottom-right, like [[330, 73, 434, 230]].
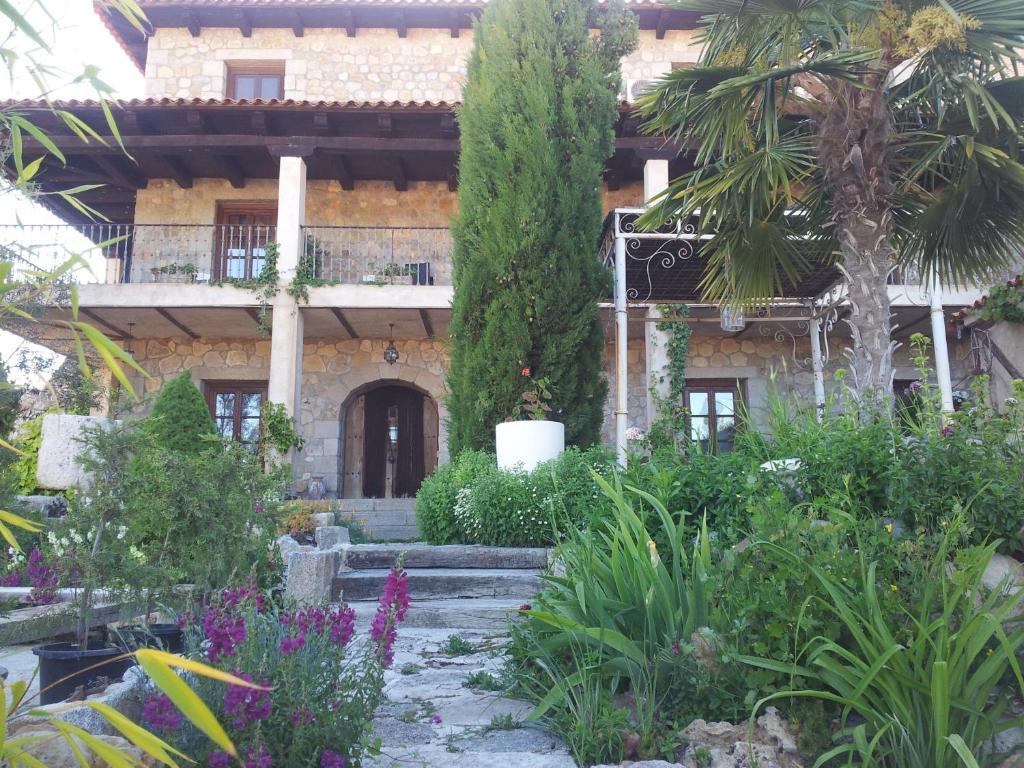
[[2, 0, 145, 386]]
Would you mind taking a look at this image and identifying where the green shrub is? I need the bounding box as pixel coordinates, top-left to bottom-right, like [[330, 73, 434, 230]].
[[10, 414, 45, 495], [743, 516, 1024, 767], [462, 466, 541, 546], [144, 372, 217, 455], [415, 450, 495, 544]]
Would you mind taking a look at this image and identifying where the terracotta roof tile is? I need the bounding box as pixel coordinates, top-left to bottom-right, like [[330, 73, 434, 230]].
[[0, 97, 459, 111]]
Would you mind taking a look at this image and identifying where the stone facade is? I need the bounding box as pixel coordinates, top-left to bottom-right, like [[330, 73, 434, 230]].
[[602, 328, 977, 443], [118, 334, 449, 496], [144, 27, 699, 103], [299, 338, 449, 495]]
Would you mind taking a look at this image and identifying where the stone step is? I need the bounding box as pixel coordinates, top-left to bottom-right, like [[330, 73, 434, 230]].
[[343, 544, 549, 571], [351, 597, 528, 630], [335, 568, 544, 602]]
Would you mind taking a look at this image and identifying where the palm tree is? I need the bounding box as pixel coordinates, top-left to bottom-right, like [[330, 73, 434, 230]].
[[636, 0, 1024, 406]]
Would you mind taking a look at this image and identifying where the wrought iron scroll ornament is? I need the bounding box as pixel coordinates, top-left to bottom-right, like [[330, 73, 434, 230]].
[[615, 210, 700, 303]]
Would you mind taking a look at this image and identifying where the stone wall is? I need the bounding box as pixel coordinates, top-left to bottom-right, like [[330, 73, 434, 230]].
[[298, 338, 450, 495], [144, 27, 700, 102], [119, 335, 449, 496]]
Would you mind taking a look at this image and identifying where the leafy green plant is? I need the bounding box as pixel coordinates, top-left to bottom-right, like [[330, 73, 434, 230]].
[[144, 373, 218, 456], [510, 369, 553, 421], [464, 671, 503, 691], [441, 634, 475, 656], [415, 450, 495, 544], [10, 414, 46, 495], [261, 400, 305, 455], [974, 276, 1024, 324], [743, 516, 1024, 768], [153, 262, 199, 276], [523, 473, 714, 753]]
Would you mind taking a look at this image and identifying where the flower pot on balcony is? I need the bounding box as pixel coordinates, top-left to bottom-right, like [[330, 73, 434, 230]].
[[151, 268, 195, 284], [495, 420, 564, 473]]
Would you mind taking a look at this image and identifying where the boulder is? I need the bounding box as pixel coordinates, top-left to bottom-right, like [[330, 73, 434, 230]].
[[285, 549, 340, 603], [315, 525, 351, 550], [983, 553, 1024, 595], [310, 511, 336, 528], [678, 708, 802, 768], [36, 415, 113, 491]]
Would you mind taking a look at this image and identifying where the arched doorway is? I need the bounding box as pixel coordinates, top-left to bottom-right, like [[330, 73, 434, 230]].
[[340, 381, 439, 498]]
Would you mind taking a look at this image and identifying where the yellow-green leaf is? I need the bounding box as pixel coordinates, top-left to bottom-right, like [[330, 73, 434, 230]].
[[136, 651, 238, 757], [136, 648, 267, 689]]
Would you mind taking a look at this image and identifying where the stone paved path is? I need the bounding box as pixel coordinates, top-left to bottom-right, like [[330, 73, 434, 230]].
[[365, 627, 576, 768]]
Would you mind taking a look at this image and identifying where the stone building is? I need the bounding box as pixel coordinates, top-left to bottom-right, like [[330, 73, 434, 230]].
[[3, 0, 987, 520]]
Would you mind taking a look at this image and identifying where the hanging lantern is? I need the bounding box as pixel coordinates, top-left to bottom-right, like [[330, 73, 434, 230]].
[[384, 323, 399, 365], [720, 305, 746, 332]]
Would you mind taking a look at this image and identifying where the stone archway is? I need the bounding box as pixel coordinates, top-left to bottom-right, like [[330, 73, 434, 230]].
[[340, 379, 441, 499]]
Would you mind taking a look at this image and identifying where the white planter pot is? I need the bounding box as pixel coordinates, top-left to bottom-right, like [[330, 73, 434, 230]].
[[495, 420, 565, 472]]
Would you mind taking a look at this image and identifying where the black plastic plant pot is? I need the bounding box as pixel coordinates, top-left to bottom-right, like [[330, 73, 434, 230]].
[[32, 642, 134, 705], [117, 623, 185, 654]]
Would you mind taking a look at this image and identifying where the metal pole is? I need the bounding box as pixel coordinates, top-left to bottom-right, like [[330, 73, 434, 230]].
[[809, 316, 826, 421], [929, 269, 955, 413], [614, 233, 628, 468]]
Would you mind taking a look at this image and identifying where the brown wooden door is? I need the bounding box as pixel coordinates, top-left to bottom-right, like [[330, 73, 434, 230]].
[[362, 386, 425, 498], [215, 203, 277, 280]]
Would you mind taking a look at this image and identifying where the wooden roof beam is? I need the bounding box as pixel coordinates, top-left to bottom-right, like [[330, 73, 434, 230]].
[[332, 155, 355, 191], [341, 9, 356, 37], [90, 156, 146, 190], [155, 308, 200, 339], [656, 11, 669, 39], [215, 155, 247, 189], [161, 154, 194, 189], [419, 309, 435, 339], [288, 9, 305, 37], [447, 166, 457, 192], [449, 10, 461, 38], [331, 308, 358, 338], [22, 134, 461, 154], [392, 158, 407, 192], [237, 9, 252, 37], [396, 10, 407, 38], [185, 10, 201, 37]]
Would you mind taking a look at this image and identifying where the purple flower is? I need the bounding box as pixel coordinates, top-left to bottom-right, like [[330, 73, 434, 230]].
[[244, 743, 272, 768], [142, 692, 183, 732], [0, 570, 21, 587], [328, 605, 355, 647], [26, 549, 59, 605], [223, 671, 271, 729], [279, 631, 306, 655], [203, 608, 247, 663], [370, 564, 409, 667], [671, 641, 682, 656], [320, 751, 346, 768], [208, 751, 232, 768], [289, 707, 314, 726], [430, 714, 443, 724]]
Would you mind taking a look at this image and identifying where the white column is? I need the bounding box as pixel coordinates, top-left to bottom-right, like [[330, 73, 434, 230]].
[[645, 305, 672, 429], [809, 316, 826, 420], [643, 159, 669, 206], [614, 234, 628, 468], [929, 270, 955, 413], [267, 155, 307, 419]]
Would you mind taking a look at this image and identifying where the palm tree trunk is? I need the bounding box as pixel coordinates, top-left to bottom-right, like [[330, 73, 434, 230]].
[[818, 82, 898, 410]]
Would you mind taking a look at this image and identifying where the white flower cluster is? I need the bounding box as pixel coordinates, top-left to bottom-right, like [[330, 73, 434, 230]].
[[45, 524, 128, 558], [5, 547, 24, 566], [452, 486, 482, 541]]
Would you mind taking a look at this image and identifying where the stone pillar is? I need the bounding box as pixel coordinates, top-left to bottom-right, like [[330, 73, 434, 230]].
[[929, 270, 955, 414], [267, 155, 307, 419], [643, 159, 669, 206], [645, 305, 672, 430]]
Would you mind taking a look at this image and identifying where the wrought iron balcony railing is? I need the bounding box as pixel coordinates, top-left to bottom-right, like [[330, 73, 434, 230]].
[[0, 224, 454, 286], [300, 226, 453, 286]]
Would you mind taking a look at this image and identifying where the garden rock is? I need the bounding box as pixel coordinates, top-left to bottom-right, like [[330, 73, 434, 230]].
[[285, 549, 339, 602], [592, 761, 682, 768], [679, 709, 802, 768], [315, 525, 350, 550], [310, 511, 336, 528], [36, 415, 113, 490], [16, 728, 158, 767], [983, 553, 1024, 594]]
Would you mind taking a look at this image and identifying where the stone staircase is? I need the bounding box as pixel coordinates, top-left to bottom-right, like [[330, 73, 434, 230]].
[[339, 498, 418, 541], [335, 544, 549, 630]]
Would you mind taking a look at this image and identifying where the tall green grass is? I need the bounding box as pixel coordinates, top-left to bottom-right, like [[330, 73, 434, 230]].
[[742, 517, 1024, 767]]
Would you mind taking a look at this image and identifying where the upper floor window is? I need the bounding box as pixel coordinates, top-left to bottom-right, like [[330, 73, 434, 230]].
[[684, 379, 742, 453], [226, 62, 285, 100]]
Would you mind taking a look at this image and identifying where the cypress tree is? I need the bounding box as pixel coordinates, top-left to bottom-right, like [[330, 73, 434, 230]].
[[447, 0, 636, 454], [145, 372, 217, 454]]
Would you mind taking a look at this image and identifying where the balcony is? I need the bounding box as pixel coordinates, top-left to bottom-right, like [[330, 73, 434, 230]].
[[0, 224, 454, 287]]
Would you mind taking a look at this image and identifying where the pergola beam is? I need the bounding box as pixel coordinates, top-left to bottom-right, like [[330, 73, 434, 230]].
[[331, 308, 358, 338], [155, 308, 200, 339], [419, 309, 435, 339]]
